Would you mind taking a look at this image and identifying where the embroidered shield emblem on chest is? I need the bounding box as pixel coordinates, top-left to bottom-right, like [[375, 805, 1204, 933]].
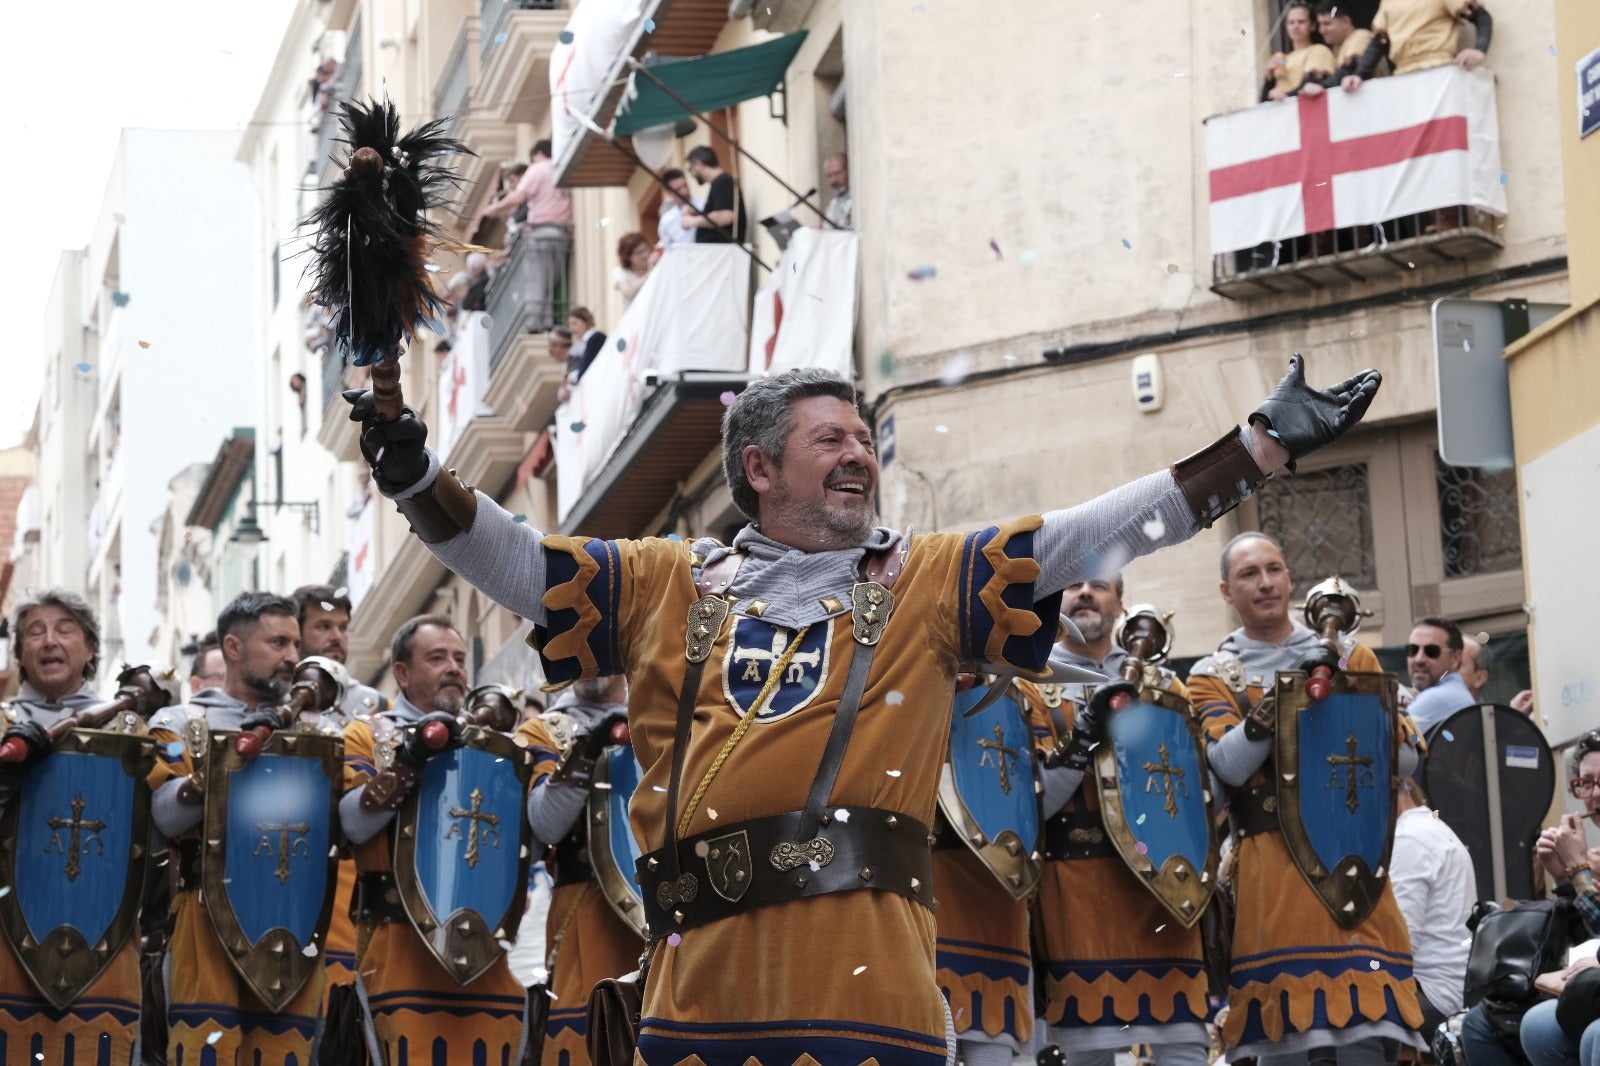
[[720, 617, 831, 724]]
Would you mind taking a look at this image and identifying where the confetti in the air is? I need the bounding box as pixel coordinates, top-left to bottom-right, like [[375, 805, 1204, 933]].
[[1549, 44, 1558, 56], [1155, 924, 1167, 933], [617, 337, 627, 351], [720, 390, 737, 406], [1370, 960, 1381, 970], [303, 944, 319, 957], [877, 350, 895, 376], [708, 808, 718, 820], [886, 769, 902, 778], [1142, 516, 1165, 541], [1442, 730, 1455, 742], [644, 18, 656, 31], [1135, 842, 1149, 854], [886, 690, 904, 706], [167, 741, 185, 759], [1121, 238, 1133, 250], [989, 238, 1003, 261], [694, 841, 710, 857], [138, 340, 152, 349], [653, 785, 667, 792], [569, 422, 586, 433], [1167, 263, 1180, 274], [75, 361, 93, 373], [809, 859, 821, 872], [934, 425, 949, 434], [494, 31, 507, 44], [907, 265, 937, 281], [1499, 172, 1509, 185], [0, 887, 10, 899], [853, 965, 868, 975], [512, 514, 527, 523], [1338, 657, 1350, 669], [834, 809, 851, 823], [559, 30, 574, 44], [1017, 249, 1039, 267], [208, 1032, 224, 1046], [667, 932, 681, 946], [940, 351, 974, 385], [1136, 813, 1147, 825]]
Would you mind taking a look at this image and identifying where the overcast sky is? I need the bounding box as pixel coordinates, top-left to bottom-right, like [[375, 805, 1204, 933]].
[[0, 1, 295, 451]]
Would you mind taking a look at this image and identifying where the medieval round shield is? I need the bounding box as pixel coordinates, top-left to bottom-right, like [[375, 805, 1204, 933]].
[[202, 728, 343, 1012], [937, 682, 1042, 899], [1092, 685, 1217, 927], [588, 744, 647, 938], [0, 729, 154, 1009], [393, 725, 534, 985], [1274, 670, 1400, 928]]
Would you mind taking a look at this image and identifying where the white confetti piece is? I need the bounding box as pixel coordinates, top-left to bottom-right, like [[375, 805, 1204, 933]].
[[208, 1031, 225, 1045], [934, 425, 949, 434], [653, 785, 667, 792], [1142, 516, 1165, 540], [834, 809, 851, 823], [708, 809, 718, 820], [886, 769, 902, 778], [1369, 959, 1381, 970], [852, 965, 867, 975], [940, 352, 974, 386], [694, 841, 710, 857], [809, 859, 821, 872], [303, 944, 319, 957], [886, 691, 905, 706]]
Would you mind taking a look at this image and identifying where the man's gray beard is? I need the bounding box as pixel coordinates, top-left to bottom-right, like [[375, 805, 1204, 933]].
[[429, 691, 465, 716], [766, 484, 875, 549], [1071, 610, 1111, 643]]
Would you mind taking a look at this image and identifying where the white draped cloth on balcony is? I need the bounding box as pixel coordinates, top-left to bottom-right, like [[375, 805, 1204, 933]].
[[554, 244, 750, 521], [748, 228, 859, 379]]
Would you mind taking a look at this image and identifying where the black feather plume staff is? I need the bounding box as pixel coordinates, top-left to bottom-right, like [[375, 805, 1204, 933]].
[[305, 98, 472, 417]]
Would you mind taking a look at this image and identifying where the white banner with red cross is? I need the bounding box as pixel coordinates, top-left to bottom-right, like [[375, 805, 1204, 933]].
[[1205, 65, 1507, 256]]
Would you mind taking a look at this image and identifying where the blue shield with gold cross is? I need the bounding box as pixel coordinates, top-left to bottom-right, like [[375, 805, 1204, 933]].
[[1093, 686, 1217, 927], [588, 744, 647, 938], [1275, 669, 1400, 928], [202, 728, 342, 1012], [938, 682, 1042, 899], [0, 726, 153, 1009], [394, 725, 534, 985]]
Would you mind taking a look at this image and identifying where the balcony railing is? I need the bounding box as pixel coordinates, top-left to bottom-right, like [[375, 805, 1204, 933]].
[[434, 20, 475, 138], [1204, 65, 1507, 299], [486, 229, 573, 374], [481, 0, 563, 63]]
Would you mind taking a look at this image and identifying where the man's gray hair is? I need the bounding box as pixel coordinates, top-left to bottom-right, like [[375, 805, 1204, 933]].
[[721, 368, 859, 521], [12, 587, 101, 683]]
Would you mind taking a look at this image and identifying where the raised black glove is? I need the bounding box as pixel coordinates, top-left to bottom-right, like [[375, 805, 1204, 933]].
[[345, 390, 432, 495], [0, 721, 53, 772], [395, 712, 463, 769], [1054, 689, 1119, 771], [1250, 354, 1382, 469], [582, 712, 629, 759]]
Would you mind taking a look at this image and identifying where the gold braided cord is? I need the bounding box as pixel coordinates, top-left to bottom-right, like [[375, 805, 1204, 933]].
[[676, 625, 812, 837], [543, 882, 589, 972]]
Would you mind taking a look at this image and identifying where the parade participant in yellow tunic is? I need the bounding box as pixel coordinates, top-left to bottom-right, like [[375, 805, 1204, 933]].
[[339, 615, 528, 1066], [520, 676, 645, 1064], [1030, 577, 1213, 1066], [1263, 2, 1336, 100], [0, 589, 146, 1066], [146, 592, 332, 1065], [345, 356, 1379, 1064], [290, 584, 389, 1024], [931, 675, 1039, 1065], [1189, 533, 1425, 1066]]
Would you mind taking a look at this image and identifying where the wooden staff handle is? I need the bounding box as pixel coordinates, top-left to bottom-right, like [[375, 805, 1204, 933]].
[[370, 357, 405, 423]]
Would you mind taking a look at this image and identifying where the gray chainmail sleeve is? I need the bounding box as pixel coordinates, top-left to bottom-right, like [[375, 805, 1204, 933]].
[[340, 786, 398, 845], [423, 488, 551, 625], [1035, 428, 1267, 597], [1039, 764, 1087, 819], [525, 779, 589, 846], [1207, 726, 1273, 787]]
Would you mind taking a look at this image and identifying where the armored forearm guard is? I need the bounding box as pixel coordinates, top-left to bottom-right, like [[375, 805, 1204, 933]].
[[548, 745, 599, 788], [395, 468, 479, 544], [361, 764, 421, 811], [1172, 428, 1267, 529]]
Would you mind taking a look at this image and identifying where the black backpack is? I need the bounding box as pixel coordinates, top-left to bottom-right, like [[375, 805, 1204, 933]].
[[1463, 898, 1582, 1043]]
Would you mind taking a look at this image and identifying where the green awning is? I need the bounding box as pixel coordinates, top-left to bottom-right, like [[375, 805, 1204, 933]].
[[613, 31, 808, 137]]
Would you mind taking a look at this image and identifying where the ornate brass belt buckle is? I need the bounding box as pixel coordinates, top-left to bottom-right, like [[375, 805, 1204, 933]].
[[769, 837, 836, 872], [655, 872, 699, 910], [850, 582, 894, 645], [686, 596, 730, 663]]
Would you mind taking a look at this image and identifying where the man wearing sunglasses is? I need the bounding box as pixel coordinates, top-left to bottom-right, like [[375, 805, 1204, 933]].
[[1402, 617, 1474, 734]]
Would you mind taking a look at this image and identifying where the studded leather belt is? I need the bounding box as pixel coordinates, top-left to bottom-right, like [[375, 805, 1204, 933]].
[[551, 833, 594, 887], [636, 806, 935, 937], [1041, 807, 1118, 861], [352, 870, 409, 924], [1229, 783, 1280, 840]]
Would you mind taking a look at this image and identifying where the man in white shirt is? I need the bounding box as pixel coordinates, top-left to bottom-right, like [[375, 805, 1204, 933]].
[[1390, 778, 1477, 1040], [656, 167, 702, 251]]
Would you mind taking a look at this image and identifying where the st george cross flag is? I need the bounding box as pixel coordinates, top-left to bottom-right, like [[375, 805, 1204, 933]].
[[1206, 65, 1506, 255], [747, 227, 859, 378]]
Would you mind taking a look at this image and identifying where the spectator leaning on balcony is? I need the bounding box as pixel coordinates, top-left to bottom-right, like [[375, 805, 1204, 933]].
[[462, 251, 491, 314], [613, 231, 652, 308], [566, 306, 605, 383], [475, 139, 573, 331], [684, 145, 747, 244], [823, 151, 852, 229], [1343, 0, 1491, 90], [1300, 2, 1383, 96], [656, 167, 702, 252], [1263, 2, 1336, 101]]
